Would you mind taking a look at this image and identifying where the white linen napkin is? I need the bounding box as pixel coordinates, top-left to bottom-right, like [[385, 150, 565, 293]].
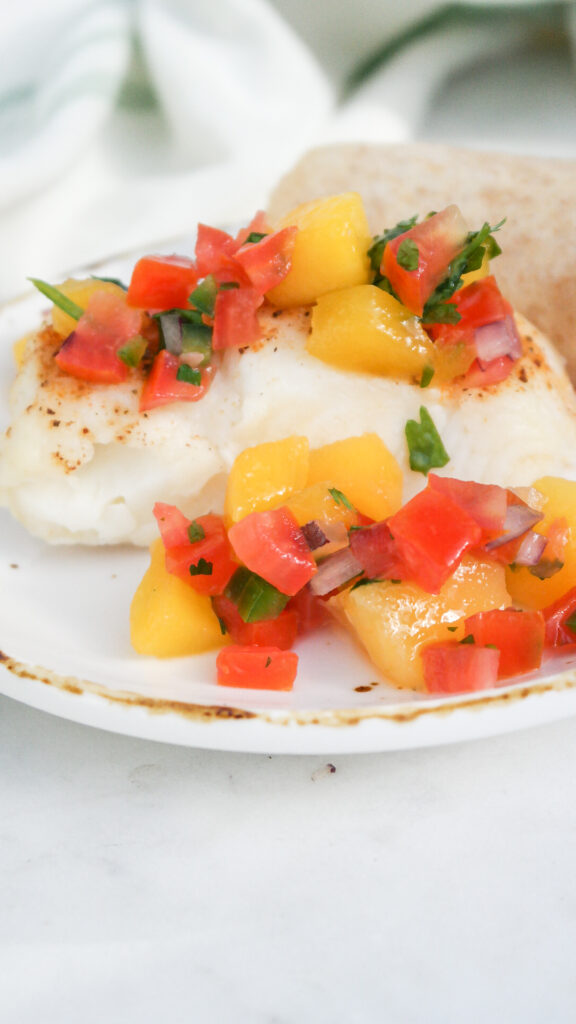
[[0, 0, 574, 300]]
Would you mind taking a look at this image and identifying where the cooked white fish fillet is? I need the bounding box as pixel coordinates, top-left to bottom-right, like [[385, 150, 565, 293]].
[[1, 306, 576, 545]]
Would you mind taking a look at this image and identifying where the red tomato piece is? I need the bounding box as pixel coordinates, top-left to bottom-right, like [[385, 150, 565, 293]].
[[235, 210, 270, 247], [286, 583, 331, 635], [195, 224, 239, 278], [464, 608, 545, 679], [216, 645, 298, 690], [228, 507, 317, 596], [422, 642, 500, 694], [427, 277, 514, 343], [212, 594, 298, 649], [127, 255, 198, 311], [382, 205, 468, 316], [428, 474, 508, 537], [387, 487, 482, 593], [461, 356, 516, 388], [212, 286, 262, 350], [139, 351, 213, 411], [235, 226, 298, 294], [348, 521, 406, 580], [55, 290, 143, 384], [542, 587, 576, 648], [156, 510, 237, 596]]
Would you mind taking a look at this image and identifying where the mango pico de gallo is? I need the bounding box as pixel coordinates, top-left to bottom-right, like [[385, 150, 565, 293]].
[[129, 428, 576, 696], [31, 191, 522, 404]]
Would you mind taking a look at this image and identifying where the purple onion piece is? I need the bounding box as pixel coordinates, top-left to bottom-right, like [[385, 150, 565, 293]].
[[310, 548, 363, 596], [485, 503, 544, 551], [302, 520, 329, 551], [474, 316, 522, 368], [158, 313, 183, 355], [513, 530, 548, 566]]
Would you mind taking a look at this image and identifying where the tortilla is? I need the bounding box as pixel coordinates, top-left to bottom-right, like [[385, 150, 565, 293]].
[[267, 142, 576, 378]]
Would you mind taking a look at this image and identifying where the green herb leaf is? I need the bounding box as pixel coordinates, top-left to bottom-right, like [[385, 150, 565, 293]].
[[419, 364, 435, 388], [422, 219, 505, 324], [225, 567, 289, 623], [405, 407, 450, 475], [367, 216, 418, 272], [265, 656, 272, 668], [176, 364, 202, 385], [422, 301, 462, 325], [351, 577, 381, 590], [244, 231, 268, 245], [329, 487, 354, 511], [117, 335, 147, 368], [529, 558, 564, 580], [396, 238, 419, 272], [190, 275, 218, 317], [447, 626, 458, 633], [187, 520, 206, 543], [219, 281, 240, 291], [565, 612, 576, 633], [460, 634, 475, 645], [29, 278, 84, 321], [189, 558, 213, 577]]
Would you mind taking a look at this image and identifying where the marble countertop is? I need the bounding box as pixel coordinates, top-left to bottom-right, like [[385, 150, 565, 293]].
[[2, 695, 576, 1023]]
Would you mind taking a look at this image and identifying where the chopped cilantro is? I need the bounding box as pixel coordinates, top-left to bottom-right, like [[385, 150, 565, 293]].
[[396, 238, 419, 271], [419, 364, 435, 388], [351, 577, 378, 590], [117, 335, 147, 368], [447, 626, 458, 633], [244, 231, 268, 245], [176, 364, 202, 385], [29, 278, 84, 320], [189, 558, 213, 576], [329, 487, 354, 511], [367, 216, 418, 272], [529, 558, 564, 580], [405, 407, 449, 475], [566, 612, 576, 634], [422, 219, 505, 324], [460, 634, 475, 645], [265, 656, 272, 668], [187, 520, 206, 543], [219, 281, 240, 290], [90, 274, 128, 291]]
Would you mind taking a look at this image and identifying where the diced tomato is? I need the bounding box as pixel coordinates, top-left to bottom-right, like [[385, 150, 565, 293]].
[[212, 593, 298, 649], [382, 206, 468, 316], [464, 608, 545, 679], [127, 255, 198, 311], [139, 351, 213, 411], [235, 227, 298, 294], [212, 287, 262, 350], [216, 645, 298, 690], [55, 290, 143, 384], [428, 474, 508, 537], [155, 508, 237, 596], [386, 487, 482, 593], [427, 276, 513, 340], [153, 501, 191, 548], [422, 642, 500, 694], [228, 507, 317, 596], [542, 586, 576, 648], [348, 521, 406, 580], [286, 583, 331, 634], [461, 356, 516, 388], [195, 224, 239, 278]]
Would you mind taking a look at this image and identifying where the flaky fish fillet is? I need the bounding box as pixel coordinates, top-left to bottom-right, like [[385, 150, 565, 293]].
[[1, 306, 576, 545]]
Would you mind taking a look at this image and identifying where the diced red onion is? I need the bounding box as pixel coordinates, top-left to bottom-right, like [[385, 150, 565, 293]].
[[485, 503, 544, 550], [309, 548, 363, 596], [474, 316, 522, 368], [158, 313, 182, 355], [513, 530, 548, 566], [302, 521, 329, 550]]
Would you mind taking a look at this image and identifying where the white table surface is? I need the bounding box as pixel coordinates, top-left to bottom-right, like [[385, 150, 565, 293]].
[[2, 694, 576, 1024]]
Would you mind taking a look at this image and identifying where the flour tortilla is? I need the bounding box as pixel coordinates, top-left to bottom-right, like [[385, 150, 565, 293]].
[[268, 142, 576, 378]]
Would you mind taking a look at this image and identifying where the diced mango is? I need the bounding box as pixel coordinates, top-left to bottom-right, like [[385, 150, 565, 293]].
[[51, 278, 127, 337], [307, 284, 438, 381], [506, 476, 576, 609], [266, 192, 372, 308], [307, 433, 403, 522], [130, 539, 226, 657], [332, 555, 510, 691], [285, 480, 358, 529], [224, 435, 309, 524]]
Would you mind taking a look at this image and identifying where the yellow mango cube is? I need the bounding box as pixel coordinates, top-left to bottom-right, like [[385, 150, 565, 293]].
[[307, 284, 438, 381], [224, 435, 309, 523], [266, 192, 372, 308], [307, 434, 403, 522], [506, 476, 576, 609], [51, 278, 127, 337], [285, 480, 358, 529], [130, 539, 226, 657], [332, 556, 510, 691]]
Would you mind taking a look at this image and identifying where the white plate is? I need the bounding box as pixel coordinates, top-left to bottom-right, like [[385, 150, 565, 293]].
[[2, 249, 576, 755]]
